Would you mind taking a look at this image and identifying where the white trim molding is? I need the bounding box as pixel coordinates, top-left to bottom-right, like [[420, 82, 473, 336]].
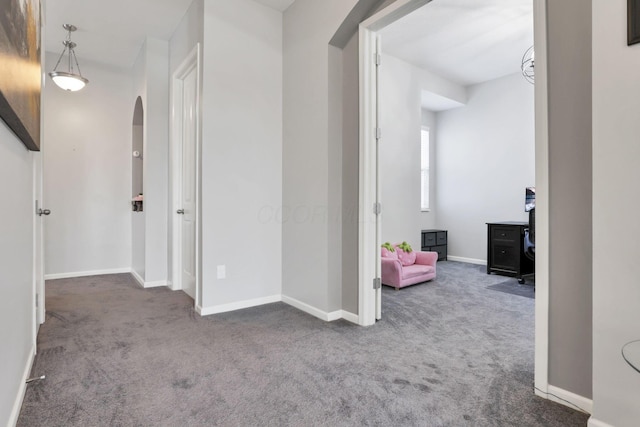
[[533, 0, 550, 398], [587, 418, 614, 427], [282, 295, 334, 321], [446, 256, 486, 266], [44, 267, 131, 280], [198, 295, 282, 316], [341, 311, 359, 324], [142, 280, 167, 289], [9, 345, 36, 427], [282, 296, 359, 323], [538, 385, 592, 415], [131, 270, 145, 287]]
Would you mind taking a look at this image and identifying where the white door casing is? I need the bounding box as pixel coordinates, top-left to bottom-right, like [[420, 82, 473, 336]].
[[171, 44, 201, 307]]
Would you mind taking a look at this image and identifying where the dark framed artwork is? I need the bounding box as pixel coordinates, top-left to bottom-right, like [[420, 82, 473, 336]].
[[630, 0, 640, 46], [0, 0, 41, 151]]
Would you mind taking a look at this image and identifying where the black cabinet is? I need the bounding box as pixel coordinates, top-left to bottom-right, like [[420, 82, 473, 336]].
[[421, 229, 447, 261], [486, 222, 534, 283]]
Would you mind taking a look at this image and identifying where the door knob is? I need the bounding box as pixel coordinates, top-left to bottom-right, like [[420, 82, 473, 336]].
[[38, 209, 51, 216], [176, 209, 185, 215]]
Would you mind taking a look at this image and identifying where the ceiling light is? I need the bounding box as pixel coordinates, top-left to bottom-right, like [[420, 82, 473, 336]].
[[49, 24, 89, 92], [521, 45, 534, 84]]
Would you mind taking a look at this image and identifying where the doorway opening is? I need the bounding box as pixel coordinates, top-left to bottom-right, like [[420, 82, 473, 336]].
[[358, 0, 550, 402], [131, 97, 145, 283]]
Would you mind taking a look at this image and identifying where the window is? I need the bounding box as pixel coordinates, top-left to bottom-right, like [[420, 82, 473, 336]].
[[421, 127, 430, 211]]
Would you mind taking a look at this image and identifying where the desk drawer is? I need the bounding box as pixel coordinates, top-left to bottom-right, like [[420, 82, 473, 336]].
[[491, 226, 519, 242], [491, 244, 518, 271]]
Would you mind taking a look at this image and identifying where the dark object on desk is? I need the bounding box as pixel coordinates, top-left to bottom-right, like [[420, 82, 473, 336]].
[[487, 222, 534, 284], [421, 229, 447, 261]]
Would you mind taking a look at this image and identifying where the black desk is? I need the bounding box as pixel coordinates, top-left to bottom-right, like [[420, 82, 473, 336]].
[[486, 221, 534, 284]]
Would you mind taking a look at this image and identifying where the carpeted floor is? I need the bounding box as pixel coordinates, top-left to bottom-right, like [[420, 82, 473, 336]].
[[18, 261, 588, 426], [487, 279, 535, 299]]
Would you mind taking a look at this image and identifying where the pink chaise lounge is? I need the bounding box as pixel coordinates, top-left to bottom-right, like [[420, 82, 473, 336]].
[[381, 245, 438, 290]]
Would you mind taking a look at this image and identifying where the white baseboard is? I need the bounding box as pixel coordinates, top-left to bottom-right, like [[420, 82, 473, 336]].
[[327, 310, 342, 321], [8, 344, 36, 427], [45, 267, 131, 280], [447, 256, 486, 266], [282, 295, 336, 321], [130, 270, 145, 287], [142, 280, 167, 289], [587, 418, 614, 427], [341, 310, 359, 324], [197, 294, 282, 316], [540, 384, 592, 415], [282, 296, 357, 323]]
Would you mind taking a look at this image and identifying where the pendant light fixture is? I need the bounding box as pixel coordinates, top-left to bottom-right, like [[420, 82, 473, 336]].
[[521, 45, 534, 84], [49, 24, 89, 92]]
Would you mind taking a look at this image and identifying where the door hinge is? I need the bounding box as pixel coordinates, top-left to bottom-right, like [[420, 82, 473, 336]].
[[375, 53, 381, 66], [35, 294, 38, 308], [373, 202, 381, 215], [375, 127, 382, 140], [373, 278, 381, 290]]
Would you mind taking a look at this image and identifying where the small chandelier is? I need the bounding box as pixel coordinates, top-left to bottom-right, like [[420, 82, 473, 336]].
[[521, 45, 534, 84], [49, 24, 89, 92]]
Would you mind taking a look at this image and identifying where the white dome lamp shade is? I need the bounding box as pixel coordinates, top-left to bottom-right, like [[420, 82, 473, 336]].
[[48, 24, 89, 92]]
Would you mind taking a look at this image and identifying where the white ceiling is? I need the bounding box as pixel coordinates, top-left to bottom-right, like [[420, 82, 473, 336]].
[[381, 0, 533, 87], [44, 0, 297, 70]]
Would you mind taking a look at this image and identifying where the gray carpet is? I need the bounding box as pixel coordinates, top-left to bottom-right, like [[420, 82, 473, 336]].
[[487, 279, 535, 299], [18, 261, 588, 426]]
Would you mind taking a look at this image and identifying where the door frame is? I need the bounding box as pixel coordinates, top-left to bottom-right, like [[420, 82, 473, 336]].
[[357, 0, 550, 398], [170, 43, 202, 309]]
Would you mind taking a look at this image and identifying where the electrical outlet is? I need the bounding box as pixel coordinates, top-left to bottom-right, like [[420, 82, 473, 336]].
[[217, 265, 226, 279]]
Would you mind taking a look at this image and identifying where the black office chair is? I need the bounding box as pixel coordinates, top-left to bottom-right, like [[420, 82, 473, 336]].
[[519, 207, 536, 284], [524, 207, 535, 261]]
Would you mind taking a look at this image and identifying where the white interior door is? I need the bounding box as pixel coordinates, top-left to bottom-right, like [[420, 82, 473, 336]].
[[178, 66, 198, 300]]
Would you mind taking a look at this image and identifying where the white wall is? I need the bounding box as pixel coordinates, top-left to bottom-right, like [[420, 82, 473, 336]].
[[379, 54, 423, 249], [546, 0, 593, 401], [144, 39, 169, 285], [436, 72, 534, 262], [0, 123, 35, 425], [43, 54, 132, 277], [341, 31, 360, 315], [199, 0, 282, 310], [421, 109, 437, 230], [283, 0, 378, 313], [131, 38, 170, 286], [591, 0, 640, 424], [170, 0, 204, 74], [378, 54, 461, 248]]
